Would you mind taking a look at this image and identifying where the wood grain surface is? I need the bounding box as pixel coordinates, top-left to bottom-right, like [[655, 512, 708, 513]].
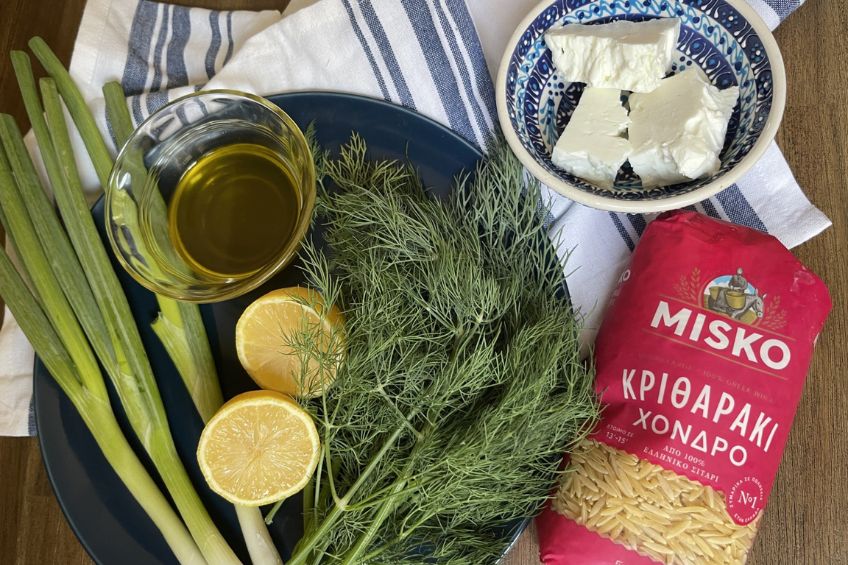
[[0, 1, 845, 564]]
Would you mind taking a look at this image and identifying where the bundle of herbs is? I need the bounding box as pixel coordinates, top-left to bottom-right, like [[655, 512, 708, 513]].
[[284, 137, 599, 564]]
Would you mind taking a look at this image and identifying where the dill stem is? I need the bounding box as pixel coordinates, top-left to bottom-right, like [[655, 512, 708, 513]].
[[321, 427, 343, 506], [308, 474, 334, 563], [359, 545, 388, 563], [339, 422, 430, 565], [361, 508, 434, 561], [310, 455, 324, 527], [309, 538, 332, 565], [287, 418, 413, 565], [302, 475, 315, 535], [286, 490, 339, 563], [340, 478, 409, 565], [343, 475, 423, 512]]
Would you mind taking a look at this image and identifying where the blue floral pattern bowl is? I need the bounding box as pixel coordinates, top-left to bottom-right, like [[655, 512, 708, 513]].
[[496, 0, 785, 213]]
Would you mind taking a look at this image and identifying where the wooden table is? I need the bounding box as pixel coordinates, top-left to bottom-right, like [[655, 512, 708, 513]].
[[0, 0, 845, 563]]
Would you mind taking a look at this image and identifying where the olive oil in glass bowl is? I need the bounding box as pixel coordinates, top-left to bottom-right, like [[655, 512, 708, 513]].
[[168, 143, 303, 278], [106, 90, 315, 302]]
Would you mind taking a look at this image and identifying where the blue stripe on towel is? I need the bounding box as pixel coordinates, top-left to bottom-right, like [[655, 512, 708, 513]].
[[626, 213, 647, 237], [145, 91, 170, 116], [400, 0, 476, 145], [121, 0, 158, 124], [205, 11, 222, 79], [609, 213, 635, 252], [224, 12, 235, 65], [768, 0, 800, 20], [146, 4, 170, 113], [176, 103, 190, 125], [432, 1, 489, 140], [166, 5, 191, 88], [444, 0, 496, 127], [699, 198, 720, 219], [360, 0, 416, 109], [714, 185, 768, 232], [341, 0, 391, 100], [27, 391, 35, 436]]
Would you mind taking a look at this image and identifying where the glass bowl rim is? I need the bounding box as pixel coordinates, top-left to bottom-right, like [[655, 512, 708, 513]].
[[105, 88, 317, 303]]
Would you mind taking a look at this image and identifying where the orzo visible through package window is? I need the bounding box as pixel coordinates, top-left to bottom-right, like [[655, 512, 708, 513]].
[[537, 211, 831, 565]]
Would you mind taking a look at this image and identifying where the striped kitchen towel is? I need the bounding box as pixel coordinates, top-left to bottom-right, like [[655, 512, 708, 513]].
[[0, 0, 828, 435]]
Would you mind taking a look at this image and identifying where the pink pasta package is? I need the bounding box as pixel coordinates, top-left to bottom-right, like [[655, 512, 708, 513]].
[[537, 210, 831, 564]]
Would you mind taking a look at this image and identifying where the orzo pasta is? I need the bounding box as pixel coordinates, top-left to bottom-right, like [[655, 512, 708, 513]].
[[553, 440, 758, 564], [537, 212, 830, 564]]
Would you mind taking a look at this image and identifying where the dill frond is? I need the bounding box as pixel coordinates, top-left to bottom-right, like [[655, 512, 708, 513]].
[[287, 135, 599, 565]]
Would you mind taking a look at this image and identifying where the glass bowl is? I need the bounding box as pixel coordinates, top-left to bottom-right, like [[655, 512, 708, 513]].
[[106, 90, 315, 302]]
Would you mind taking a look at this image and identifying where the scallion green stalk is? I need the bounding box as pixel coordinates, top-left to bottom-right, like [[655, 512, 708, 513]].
[[102, 80, 223, 424], [0, 115, 122, 388], [37, 76, 240, 565], [12, 45, 239, 563], [101, 81, 134, 143], [0, 149, 204, 565], [28, 37, 113, 187], [22, 40, 281, 564], [0, 139, 102, 397], [0, 177, 35, 299], [103, 79, 282, 565]]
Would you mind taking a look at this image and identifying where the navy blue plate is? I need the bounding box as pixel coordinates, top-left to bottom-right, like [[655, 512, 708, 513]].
[[34, 92, 486, 564]]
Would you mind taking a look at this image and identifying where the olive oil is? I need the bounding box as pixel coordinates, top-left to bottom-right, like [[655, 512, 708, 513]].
[[168, 143, 301, 278]]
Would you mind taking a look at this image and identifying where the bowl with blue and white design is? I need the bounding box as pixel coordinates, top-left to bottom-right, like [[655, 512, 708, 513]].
[[496, 0, 786, 213]]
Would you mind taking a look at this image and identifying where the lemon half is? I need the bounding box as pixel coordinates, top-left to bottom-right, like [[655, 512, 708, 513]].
[[197, 390, 320, 506], [235, 287, 344, 397]]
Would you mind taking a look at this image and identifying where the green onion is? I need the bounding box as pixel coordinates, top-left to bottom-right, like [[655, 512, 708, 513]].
[[102, 81, 223, 424], [0, 129, 101, 395], [102, 81, 134, 143], [104, 78, 282, 565], [17, 39, 284, 565], [0, 147, 204, 565], [0, 115, 118, 387], [40, 76, 240, 565], [28, 37, 113, 187], [0, 167, 34, 298], [10, 45, 240, 564]]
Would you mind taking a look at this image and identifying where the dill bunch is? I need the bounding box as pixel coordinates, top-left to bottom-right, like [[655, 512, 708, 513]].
[[286, 136, 599, 564]]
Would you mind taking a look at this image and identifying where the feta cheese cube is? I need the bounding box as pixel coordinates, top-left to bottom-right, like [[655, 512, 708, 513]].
[[628, 69, 740, 188], [551, 87, 631, 189], [545, 19, 680, 93]]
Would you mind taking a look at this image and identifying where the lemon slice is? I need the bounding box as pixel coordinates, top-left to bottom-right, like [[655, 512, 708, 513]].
[[235, 287, 344, 397], [197, 390, 320, 506]]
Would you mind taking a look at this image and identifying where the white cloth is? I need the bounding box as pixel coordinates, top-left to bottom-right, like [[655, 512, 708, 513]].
[[0, 0, 828, 435], [0, 308, 35, 436]]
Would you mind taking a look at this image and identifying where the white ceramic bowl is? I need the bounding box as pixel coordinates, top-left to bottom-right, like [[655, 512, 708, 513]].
[[496, 0, 786, 213]]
